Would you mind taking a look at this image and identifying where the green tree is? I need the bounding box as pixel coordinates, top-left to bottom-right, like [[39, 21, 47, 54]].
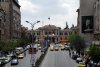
[[68, 34, 87, 51], [68, 34, 77, 47], [21, 29, 27, 38], [88, 44, 100, 63]]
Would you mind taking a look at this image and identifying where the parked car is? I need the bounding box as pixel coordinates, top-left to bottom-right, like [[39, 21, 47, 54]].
[[26, 45, 30, 49], [0, 57, 6, 67], [78, 62, 86, 67], [5, 56, 12, 63], [76, 57, 83, 63], [11, 59, 18, 65], [72, 54, 78, 60]]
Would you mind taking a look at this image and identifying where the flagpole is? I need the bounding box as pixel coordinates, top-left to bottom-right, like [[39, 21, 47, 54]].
[[49, 20, 50, 25]]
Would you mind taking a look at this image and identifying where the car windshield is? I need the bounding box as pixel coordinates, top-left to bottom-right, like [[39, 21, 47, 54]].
[[79, 63, 85, 65], [12, 59, 17, 62], [77, 58, 82, 60], [19, 54, 22, 56]]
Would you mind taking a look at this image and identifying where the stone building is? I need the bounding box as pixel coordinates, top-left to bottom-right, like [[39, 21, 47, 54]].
[[0, 0, 21, 40], [0, 7, 6, 40], [77, 0, 100, 45], [27, 24, 77, 43]]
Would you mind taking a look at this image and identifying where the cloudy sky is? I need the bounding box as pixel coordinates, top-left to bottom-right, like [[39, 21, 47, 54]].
[[19, 0, 79, 30]]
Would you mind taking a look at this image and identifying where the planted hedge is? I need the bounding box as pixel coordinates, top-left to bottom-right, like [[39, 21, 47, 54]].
[[33, 46, 49, 67]]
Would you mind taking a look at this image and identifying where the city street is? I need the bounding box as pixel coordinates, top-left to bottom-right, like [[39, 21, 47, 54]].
[[40, 44, 78, 67], [5, 44, 41, 67]]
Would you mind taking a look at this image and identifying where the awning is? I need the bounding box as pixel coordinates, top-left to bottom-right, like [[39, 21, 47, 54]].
[[60, 40, 68, 42]]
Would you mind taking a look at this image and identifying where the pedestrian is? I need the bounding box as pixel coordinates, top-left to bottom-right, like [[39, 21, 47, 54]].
[[88, 61, 92, 67], [69, 49, 71, 57], [72, 50, 74, 55], [24, 52, 26, 57]]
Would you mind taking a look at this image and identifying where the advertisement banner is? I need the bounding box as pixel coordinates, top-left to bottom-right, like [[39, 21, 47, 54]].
[[82, 16, 93, 33]]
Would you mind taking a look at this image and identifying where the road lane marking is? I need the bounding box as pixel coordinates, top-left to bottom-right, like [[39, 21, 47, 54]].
[[41, 48, 49, 67]]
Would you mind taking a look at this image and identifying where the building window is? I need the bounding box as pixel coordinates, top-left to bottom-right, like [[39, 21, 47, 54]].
[[57, 38, 58, 41], [5, 0, 8, 2], [60, 32, 61, 35], [37, 33, 38, 35], [34, 33, 35, 35], [2, 0, 4, 2], [57, 32, 58, 35], [61, 38, 62, 40], [0, 0, 1, 2]]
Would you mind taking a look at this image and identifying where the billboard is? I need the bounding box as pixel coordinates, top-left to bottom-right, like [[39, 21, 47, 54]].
[[82, 16, 93, 33]]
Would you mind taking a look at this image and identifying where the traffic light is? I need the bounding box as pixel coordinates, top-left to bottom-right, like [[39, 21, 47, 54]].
[[29, 48, 37, 54]]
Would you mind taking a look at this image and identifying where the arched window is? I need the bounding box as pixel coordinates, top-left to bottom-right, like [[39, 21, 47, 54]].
[[60, 32, 61, 35], [57, 38, 58, 41], [61, 37, 62, 40], [45, 32, 47, 35]]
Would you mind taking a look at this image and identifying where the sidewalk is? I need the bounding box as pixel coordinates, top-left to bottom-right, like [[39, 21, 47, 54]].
[[72, 45, 90, 62]]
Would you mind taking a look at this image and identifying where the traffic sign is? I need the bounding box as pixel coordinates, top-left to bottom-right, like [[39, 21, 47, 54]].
[[41, 35, 43, 40]]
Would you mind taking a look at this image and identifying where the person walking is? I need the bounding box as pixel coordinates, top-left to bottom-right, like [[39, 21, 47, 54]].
[[69, 49, 71, 57], [88, 61, 92, 67], [24, 52, 26, 57]]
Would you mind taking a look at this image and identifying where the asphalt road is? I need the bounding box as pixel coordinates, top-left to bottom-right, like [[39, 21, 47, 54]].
[[40, 44, 78, 67], [5, 44, 41, 67]]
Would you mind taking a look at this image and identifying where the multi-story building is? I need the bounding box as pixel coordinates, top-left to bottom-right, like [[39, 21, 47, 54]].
[[0, 0, 21, 40], [26, 23, 78, 43], [77, 0, 100, 45], [0, 7, 6, 40]]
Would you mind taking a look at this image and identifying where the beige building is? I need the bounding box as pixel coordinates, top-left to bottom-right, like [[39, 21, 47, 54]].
[[0, 0, 21, 40], [27, 24, 78, 43]]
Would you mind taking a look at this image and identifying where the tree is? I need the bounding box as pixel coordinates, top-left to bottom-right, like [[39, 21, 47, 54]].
[[68, 34, 87, 56], [88, 44, 100, 63], [68, 34, 77, 47], [21, 29, 27, 38]]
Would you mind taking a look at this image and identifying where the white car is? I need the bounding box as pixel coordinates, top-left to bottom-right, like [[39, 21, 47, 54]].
[[5, 56, 12, 63], [26, 45, 30, 49]]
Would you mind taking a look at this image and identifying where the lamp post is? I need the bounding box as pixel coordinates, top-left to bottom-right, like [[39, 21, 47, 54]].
[[26, 21, 40, 67]]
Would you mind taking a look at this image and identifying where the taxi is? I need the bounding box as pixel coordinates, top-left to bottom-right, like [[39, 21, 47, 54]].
[[61, 46, 64, 50], [58, 44, 61, 47], [55, 47, 59, 51], [50, 46, 54, 51], [78, 62, 86, 67], [38, 47, 42, 50], [64, 45, 70, 50], [37, 44, 40, 47], [18, 54, 24, 59]]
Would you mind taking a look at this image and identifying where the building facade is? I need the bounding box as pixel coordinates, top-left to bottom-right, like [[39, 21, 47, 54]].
[[0, 0, 21, 40], [0, 7, 6, 40], [77, 0, 100, 45], [27, 24, 78, 43]]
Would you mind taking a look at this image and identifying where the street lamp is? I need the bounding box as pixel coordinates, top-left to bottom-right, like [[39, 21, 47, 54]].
[[26, 21, 40, 66]]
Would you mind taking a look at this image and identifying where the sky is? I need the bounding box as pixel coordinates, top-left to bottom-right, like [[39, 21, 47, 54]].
[[19, 0, 79, 30]]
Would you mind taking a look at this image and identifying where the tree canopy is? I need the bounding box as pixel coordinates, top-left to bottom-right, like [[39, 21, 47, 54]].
[[68, 34, 87, 51], [88, 44, 100, 63]]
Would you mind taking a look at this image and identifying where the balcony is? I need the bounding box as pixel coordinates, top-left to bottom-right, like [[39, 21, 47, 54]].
[[44, 34, 59, 37]]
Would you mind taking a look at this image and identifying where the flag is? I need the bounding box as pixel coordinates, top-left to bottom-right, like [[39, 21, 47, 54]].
[[48, 17, 50, 20]]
